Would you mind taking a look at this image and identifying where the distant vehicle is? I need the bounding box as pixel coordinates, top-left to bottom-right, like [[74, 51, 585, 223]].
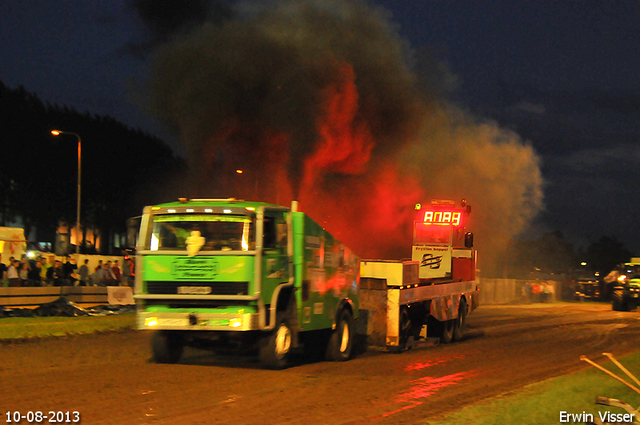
[[25, 241, 53, 260], [610, 259, 640, 311], [574, 277, 600, 301]]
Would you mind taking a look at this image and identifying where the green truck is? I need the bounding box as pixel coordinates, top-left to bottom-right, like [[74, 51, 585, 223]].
[[134, 198, 359, 369]]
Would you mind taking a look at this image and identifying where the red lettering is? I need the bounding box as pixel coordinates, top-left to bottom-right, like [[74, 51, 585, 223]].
[[422, 210, 463, 226]]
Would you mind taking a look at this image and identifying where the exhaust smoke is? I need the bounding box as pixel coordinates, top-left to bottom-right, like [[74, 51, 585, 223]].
[[143, 0, 544, 271]]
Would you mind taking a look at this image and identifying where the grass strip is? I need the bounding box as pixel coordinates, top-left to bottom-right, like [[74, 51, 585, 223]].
[[0, 313, 136, 340], [428, 351, 640, 425]]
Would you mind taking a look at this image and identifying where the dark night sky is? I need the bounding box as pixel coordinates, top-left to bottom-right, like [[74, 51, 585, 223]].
[[1, 0, 639, 254]]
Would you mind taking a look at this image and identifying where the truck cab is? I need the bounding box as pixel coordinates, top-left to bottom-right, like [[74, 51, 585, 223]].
[[135, 198, 359, 368]]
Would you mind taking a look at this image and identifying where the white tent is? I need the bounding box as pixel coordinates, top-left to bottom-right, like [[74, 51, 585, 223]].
[[0, 227, 26, 263]]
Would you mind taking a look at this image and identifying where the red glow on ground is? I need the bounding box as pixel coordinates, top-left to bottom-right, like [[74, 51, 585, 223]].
[[382, 370, 478, 418], [405, 354, 463, 372]]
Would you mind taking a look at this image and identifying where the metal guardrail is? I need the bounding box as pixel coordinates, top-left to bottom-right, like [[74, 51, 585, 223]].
[[0, 286, 109, 307]]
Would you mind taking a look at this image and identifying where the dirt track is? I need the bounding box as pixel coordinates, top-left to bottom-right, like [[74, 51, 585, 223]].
[[2, 302, 640, 425]]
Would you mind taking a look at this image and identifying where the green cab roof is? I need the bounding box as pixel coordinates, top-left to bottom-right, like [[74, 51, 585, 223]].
[[152, 198, 287, 210]]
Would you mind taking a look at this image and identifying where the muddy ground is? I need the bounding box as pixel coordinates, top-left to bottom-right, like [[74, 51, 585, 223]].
[[2, 302, 640, 424]]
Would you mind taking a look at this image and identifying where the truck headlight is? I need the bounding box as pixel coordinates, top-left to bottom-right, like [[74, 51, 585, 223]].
[[145, 317, 159, 327], [230, 318, 243, 328]]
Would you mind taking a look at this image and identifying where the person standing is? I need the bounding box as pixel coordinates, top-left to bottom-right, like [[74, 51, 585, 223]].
[[7, 260, 21, 287], [63, 256, 78, 285], [103, 262, 117, 285], [51, 260, 67, 286], [92, 263, 113, 286], [29, 259, 42, 286], [543, 281, 553, 302], [95, 260, 103, 272], [531, 281, 541, 303], [79, 259, 89, 286], [122, 257, 133, 287], [63, 256, 76, 280], [41, 255, 55, 285], [0, 254, 7, 286], [19, 262, 29, 286], [111, 260, 121, 285]]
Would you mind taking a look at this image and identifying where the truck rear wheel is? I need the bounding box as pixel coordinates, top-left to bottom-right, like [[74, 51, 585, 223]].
[[259, 313, 292, 370], [440, 319, 455, 344], [326, 308, 354, 361], [453, 299, 468, 341], [151, 330, 184, 364]]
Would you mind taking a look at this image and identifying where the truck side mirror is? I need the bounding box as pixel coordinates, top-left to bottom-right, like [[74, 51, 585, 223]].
[[464, 232, 474, 248]]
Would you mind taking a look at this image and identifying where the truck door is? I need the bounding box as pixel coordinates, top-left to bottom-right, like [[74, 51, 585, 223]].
[[261, 212, 289, 305]]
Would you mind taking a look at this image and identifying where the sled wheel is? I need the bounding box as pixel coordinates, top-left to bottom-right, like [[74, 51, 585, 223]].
[[398, 307, 414, 350], [440, 319, 455, 344], [453, 299, 468, 341]]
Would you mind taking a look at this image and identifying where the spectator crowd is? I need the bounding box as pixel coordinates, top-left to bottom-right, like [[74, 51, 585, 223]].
[[0, 253, 135, 288]]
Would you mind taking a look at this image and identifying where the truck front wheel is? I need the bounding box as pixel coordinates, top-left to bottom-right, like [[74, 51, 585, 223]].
[[259, 313, 293, 370], [326, 308, 354, 361], [151, 330, 184, 364]]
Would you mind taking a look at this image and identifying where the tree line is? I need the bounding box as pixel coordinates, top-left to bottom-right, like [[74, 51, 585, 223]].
[[0, 81, 186, 253], [500, 231, 632, 280]]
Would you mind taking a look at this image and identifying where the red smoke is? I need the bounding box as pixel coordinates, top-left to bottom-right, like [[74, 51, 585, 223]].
[[299, 164, 424, 260], [271, 60, 423, 259], [302, 61, 374, 188], [146, 0, 543, 268]]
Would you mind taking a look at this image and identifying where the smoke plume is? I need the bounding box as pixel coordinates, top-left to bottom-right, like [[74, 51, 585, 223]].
[[144, 0, 544, 271]]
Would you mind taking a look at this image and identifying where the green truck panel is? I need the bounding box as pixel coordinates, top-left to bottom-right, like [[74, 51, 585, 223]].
[[143, 255, 254, 282]]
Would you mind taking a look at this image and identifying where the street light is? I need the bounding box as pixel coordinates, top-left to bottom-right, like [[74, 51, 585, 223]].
[[51, 130, 81, 255]]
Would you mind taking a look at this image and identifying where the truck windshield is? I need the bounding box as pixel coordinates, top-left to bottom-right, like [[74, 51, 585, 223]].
[[413, 222, 451, 245], [147, 214, 254, 251]]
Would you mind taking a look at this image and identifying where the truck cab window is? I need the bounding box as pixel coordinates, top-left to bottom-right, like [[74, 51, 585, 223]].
[[263, 217, 276, 249]]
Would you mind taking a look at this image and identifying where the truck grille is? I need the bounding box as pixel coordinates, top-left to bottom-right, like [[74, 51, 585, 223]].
[[146, 281, 250, 296]]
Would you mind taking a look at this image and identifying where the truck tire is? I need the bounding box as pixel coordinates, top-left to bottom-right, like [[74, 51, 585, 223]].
[[440, 319, 455, 344], [259, 312, 293, 370], [151, 330, 184, 364], [326, 308, 354, 361], [612, 291, 629, 311], [453, 299, 467, 341], [398, 307, 414, 350]]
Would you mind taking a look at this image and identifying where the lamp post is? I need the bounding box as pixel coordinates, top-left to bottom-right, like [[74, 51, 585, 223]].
[[51, 130, 81, 255]]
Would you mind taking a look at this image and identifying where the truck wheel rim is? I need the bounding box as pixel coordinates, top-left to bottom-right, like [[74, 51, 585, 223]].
[[339, 322, 350, 353], [275, 324, 291, 356]]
